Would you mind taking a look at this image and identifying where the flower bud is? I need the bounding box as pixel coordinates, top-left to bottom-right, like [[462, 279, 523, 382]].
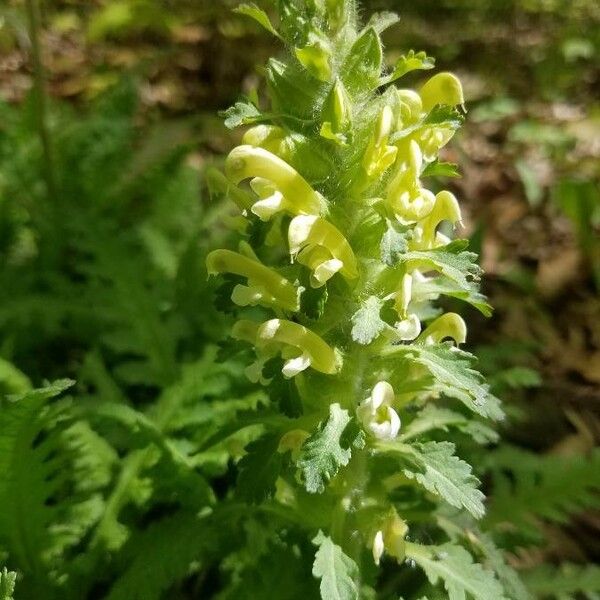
[[419, 72, 464, 112], [394, 89, 423, 130], [363, 106, 398, 178], [295, 36, 332, 81], [371, 511, 409, 565], [320, 78, 353, 144]]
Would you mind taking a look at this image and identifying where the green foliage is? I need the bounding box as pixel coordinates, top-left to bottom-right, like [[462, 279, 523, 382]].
[[298, 404, 360, 494], [406, 542, 506, 600], [381, 441, 485, 518], [485, 447, 600, 535], [312, 532, 359, 600], [523, 563, 600, 599], [351, 296, 386, 345]]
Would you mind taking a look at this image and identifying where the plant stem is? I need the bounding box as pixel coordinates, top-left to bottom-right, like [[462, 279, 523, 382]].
[[24, 0, 57, 204]]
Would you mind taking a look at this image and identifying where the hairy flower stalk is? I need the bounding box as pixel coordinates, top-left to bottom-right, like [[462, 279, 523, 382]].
[[211, 2, 508, 597]]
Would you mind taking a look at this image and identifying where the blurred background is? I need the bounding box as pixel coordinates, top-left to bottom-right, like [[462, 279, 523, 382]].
[[0, 0, 599, 596]]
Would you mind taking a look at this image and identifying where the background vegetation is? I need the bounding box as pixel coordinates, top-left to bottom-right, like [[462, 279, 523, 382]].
[[0, 0, 598, 598]]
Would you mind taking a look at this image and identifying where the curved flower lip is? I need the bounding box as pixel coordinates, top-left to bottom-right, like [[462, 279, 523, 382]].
[[225, 145, 324, 219], [416, 312, 467, 345], [419, 72, 464, 112], [206, 249, 300, 312], [257, 319, 340, 375], [414, 190, 463, 250], [288, 215, 359, 285]]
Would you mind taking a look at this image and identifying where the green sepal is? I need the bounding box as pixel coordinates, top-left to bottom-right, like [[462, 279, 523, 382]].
[[341, 27, 383, 93]]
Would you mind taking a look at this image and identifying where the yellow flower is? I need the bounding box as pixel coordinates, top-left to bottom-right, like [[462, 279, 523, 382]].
[[417, 312, 467, 345], [357, 381, 401, 440], [232, 319, 340, 379], [386, 140, 436, 224], [206, 248, 300, 312], [225, 145, 325, 220], [362, 106, 398, 179], [288, 215, 359, 287], [419, 72, 464, 112], [257, 319, 340, 377], [371, 510, 409, 565], [412, 190, 463, 250]]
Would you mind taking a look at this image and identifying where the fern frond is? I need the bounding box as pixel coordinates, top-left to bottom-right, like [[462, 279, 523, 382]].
[[485, 447, 600, 535], [523, 563, 600, 599]]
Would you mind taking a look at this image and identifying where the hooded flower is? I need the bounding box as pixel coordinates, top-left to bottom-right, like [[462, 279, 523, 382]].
[[206, 248, 300, 312], [386, 141, 436, 224], [419, 72, 465, 113], [233, 318, 340, 379], [412, 190, 462, 250], [288, 215, 359, 287], [417, 312, 467, 345], [357, 381, 401, 440], [225, 145, 325, 220], [393, 72, 464, 162]]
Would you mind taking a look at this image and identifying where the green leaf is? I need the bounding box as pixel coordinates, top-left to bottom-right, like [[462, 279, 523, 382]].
[[312, 531, 359, 600], [380, 441, 485, 519], [0, 569, 16, 600], [237, 434, 284, 504], [422, 160, 460, 179], [220, 101, 263, 130], [380, 220, 412, 266], [401, 405, 499, 444], [413, 275, 492, 317], [399, 240, 482, 294], [234, 3, 282, 39], [474, 533, 531, 600], [406, 542, 506, 600], [382, 50, 435, 85], [298, 403, 355, 494], [387, 344, 504, 420], [351, 296, 386, 345], [341, 28, 382, 93], [523, 563, 600, 599], [423, 105, 465, 129]]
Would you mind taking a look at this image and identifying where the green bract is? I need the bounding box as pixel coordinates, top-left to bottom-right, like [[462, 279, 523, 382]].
[[212, 1, 514, 597]]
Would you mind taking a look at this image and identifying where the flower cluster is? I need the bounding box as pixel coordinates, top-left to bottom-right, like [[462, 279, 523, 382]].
[[209, 1, 503, 595]]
